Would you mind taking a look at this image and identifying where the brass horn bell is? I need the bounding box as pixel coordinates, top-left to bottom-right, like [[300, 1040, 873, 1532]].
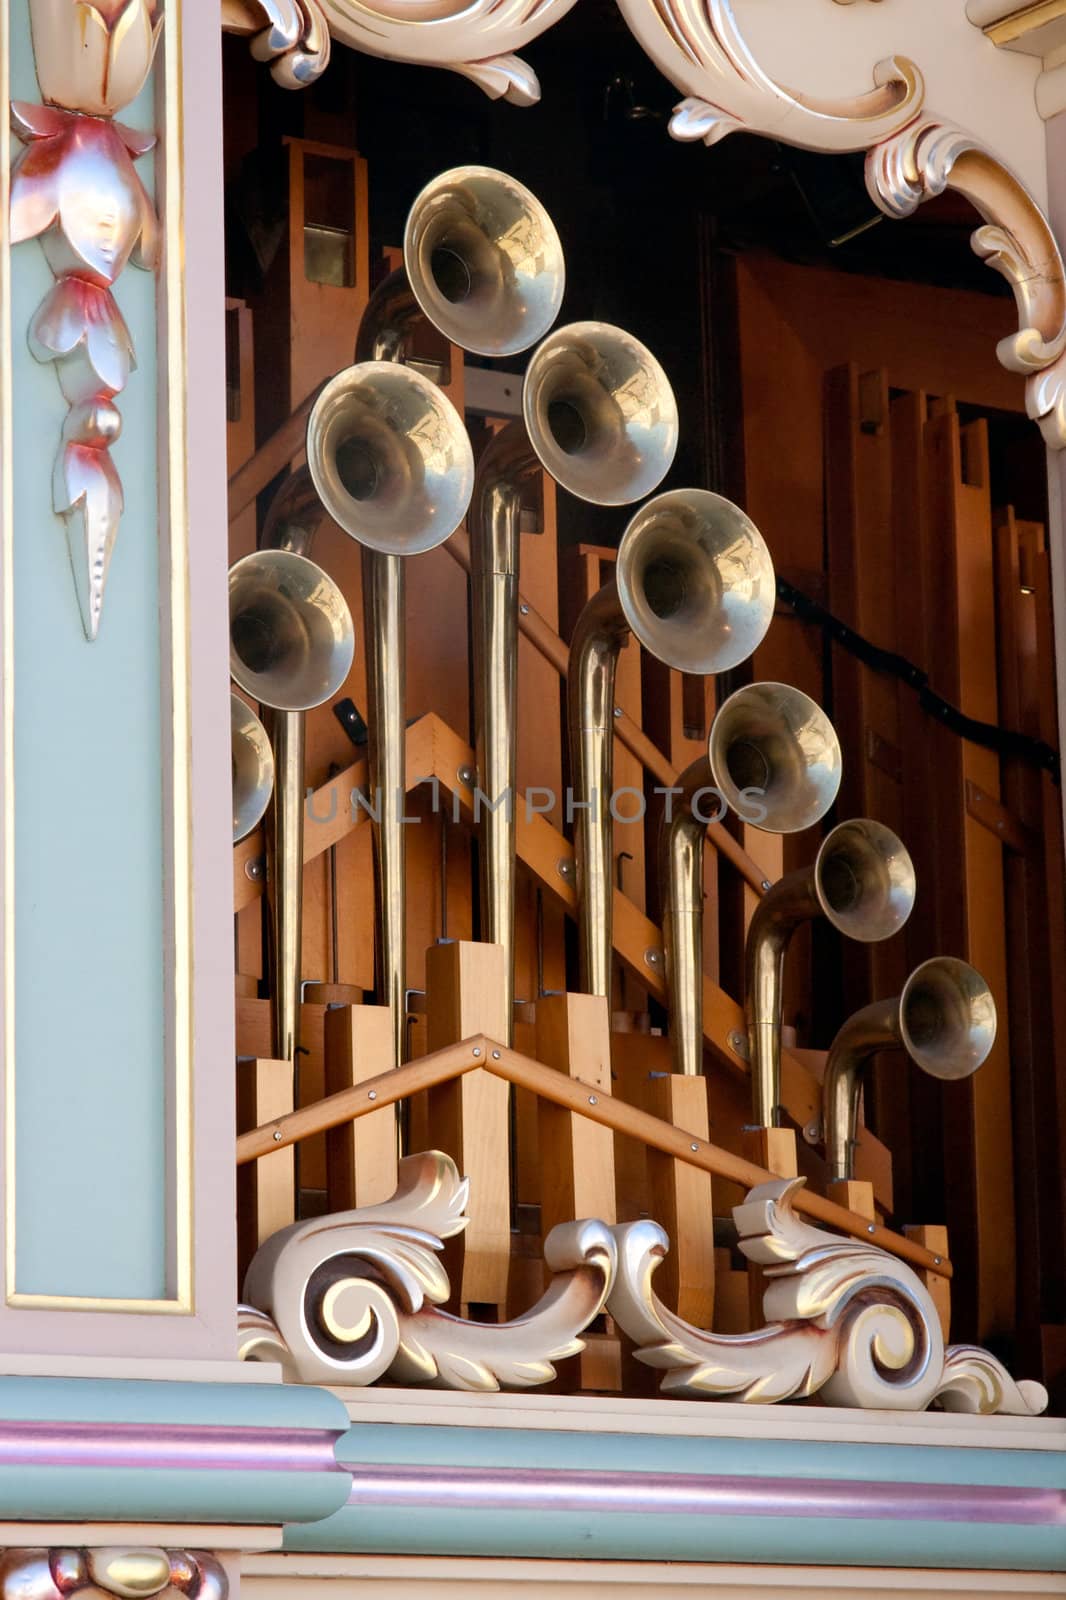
[[709, 682, 843, 834], [231, 693, 274, 845], [229, 548, 355, 714], [823, 956, 997, 1182], [572, 489, 776, 999], [524, 322, 679, 507], [307, 361, 475, 558], [745, 819, 916, 1128], [404, 165, 566, 358]]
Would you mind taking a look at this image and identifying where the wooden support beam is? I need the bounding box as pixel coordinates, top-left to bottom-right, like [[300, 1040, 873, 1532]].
[[237, 1058, 294, 1280], [234, 712, 895, 1208], [324, 1004, 398, 1210], [426, 943, 512, 1315], [235, 1033, 950, 1279]]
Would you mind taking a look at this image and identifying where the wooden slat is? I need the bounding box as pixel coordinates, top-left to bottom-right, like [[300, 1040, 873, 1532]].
[[324, 1004, 398, 1210], [235, 712, 895, 1208], [924, 413, 1015, 1341], [237, 1058, 294, 1280], [426, 942, 512, 1314]]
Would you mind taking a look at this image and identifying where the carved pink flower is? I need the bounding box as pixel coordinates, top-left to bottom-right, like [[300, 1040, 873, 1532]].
[[10, 102, 158, 286], [28, 0, 162, 118]]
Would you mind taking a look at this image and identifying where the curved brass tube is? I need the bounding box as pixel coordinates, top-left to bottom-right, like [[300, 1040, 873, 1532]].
[[658, 755, 717, 1078], [745, 819, 915, 1128], [822, 956, 997, 1182], [571, 489, 775, 999]]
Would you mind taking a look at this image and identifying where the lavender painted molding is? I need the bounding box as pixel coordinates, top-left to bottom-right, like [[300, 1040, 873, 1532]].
[[343, 1461, 1066, 1527]]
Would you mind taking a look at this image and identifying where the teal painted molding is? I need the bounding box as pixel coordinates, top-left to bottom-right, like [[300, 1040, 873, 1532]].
[[334, 1421, 1066, 1489], [271, 1421, 1066, 1571], [8, 0, 169, 1300], [286, 1504, 1066, 1571], [0, 1378, 352, 1526]]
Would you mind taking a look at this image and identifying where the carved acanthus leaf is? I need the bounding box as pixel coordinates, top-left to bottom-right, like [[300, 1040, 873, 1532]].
[[222, 0, 332, 88], [608, 1178, 1048, 1414], [866, 117, 1066, 448], [313, 0, 580, 105], [614, 0, 923, 151], [239, 1151, 616, 1391]]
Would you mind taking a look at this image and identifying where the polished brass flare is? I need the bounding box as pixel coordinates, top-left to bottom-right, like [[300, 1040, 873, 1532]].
[[823, 956, 997, 1182], [231, 693, 274, 845], [745, 819, 916, 1129], [229, 542, 355, 1065], [709, 682, 843, 835], [573, 489, 775, 999]]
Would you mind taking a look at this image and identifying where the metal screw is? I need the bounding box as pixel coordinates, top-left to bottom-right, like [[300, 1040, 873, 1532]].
[[690, 1143, 699, 1153], [934, 1256, 943, 1266], [520, 603, 530, 616], [368, 1090, 377, 1101], [644, 948, 662, 968], [613, 705, 623, 719], [245, 857, 265, 882], [589, 1095, 598, 1105], [557, 859, 574, 881], [803, 1120, 821, 1145], [472, 1046, 482, 1058], [867, 1224, 876, 1235], [728, 1029, 750, 1059], [272, 1129, 282, 1142], [457, 765, 476, 788], [761, 880, 772, 892]]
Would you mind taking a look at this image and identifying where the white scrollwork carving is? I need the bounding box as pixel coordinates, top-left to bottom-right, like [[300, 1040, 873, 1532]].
[[614, 0, 923, 150], [221, 1, 332, 88], [239, 1151, 616, 1391], [866, 117, 1066, 448], [310, 0, 580, 105], [607, 1178, 1048, 1414]]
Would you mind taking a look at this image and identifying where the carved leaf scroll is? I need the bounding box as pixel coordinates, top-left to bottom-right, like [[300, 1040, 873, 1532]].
[[239, 1150, 616, 1390], [221, 1, 332, 87], [607, 1178, 1048, 1414], [866, 117, 1066, 447], [240, 1152, 1044, 1414]]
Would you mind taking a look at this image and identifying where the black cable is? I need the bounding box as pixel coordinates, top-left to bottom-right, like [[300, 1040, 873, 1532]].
[[775, 577, 1061, 785]]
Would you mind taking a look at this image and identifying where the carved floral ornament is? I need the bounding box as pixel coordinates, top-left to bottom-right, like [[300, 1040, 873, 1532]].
[[238, 1149, 1046, 1413], [0, 1549, 227, 1600], [10, 0, 162, 638], [220, 0, 1066, 452]]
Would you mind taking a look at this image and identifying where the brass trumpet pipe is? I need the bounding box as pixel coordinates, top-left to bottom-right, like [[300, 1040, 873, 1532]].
[[745, 867, 824, 1128], [469, 423, 541, 1043], [568, 579, 630, 999], [822, 998, 901, 1184], [822, 957, 996, 1182], [659, 756, 717, 1078], [260, 470, 326, 1067], [351, 272, 422, 1068]]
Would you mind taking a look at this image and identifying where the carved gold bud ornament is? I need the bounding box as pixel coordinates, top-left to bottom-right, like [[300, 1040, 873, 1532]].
[[27, 0, 163, 118]]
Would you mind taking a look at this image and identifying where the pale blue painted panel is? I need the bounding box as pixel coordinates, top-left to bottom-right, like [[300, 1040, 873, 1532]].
[[8, 0, 167, 1297]]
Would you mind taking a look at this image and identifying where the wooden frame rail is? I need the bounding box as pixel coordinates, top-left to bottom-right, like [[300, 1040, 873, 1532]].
[[235, 1032, 949, 1278]]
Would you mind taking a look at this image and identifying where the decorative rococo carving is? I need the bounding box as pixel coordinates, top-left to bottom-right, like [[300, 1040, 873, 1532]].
[[239, 1151, 616, 1389], [259, 0, 580, 105], [866, 117, 1066, 448], [220, 1, 331, 88], [613, 0, 1066, 451], [0, 1549, 227, 1600], [614, 0, 922, 150], [608, 1177, 1047, 1413], [240, 1152, 1044, 1413], [10, 0, 162, 638]]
